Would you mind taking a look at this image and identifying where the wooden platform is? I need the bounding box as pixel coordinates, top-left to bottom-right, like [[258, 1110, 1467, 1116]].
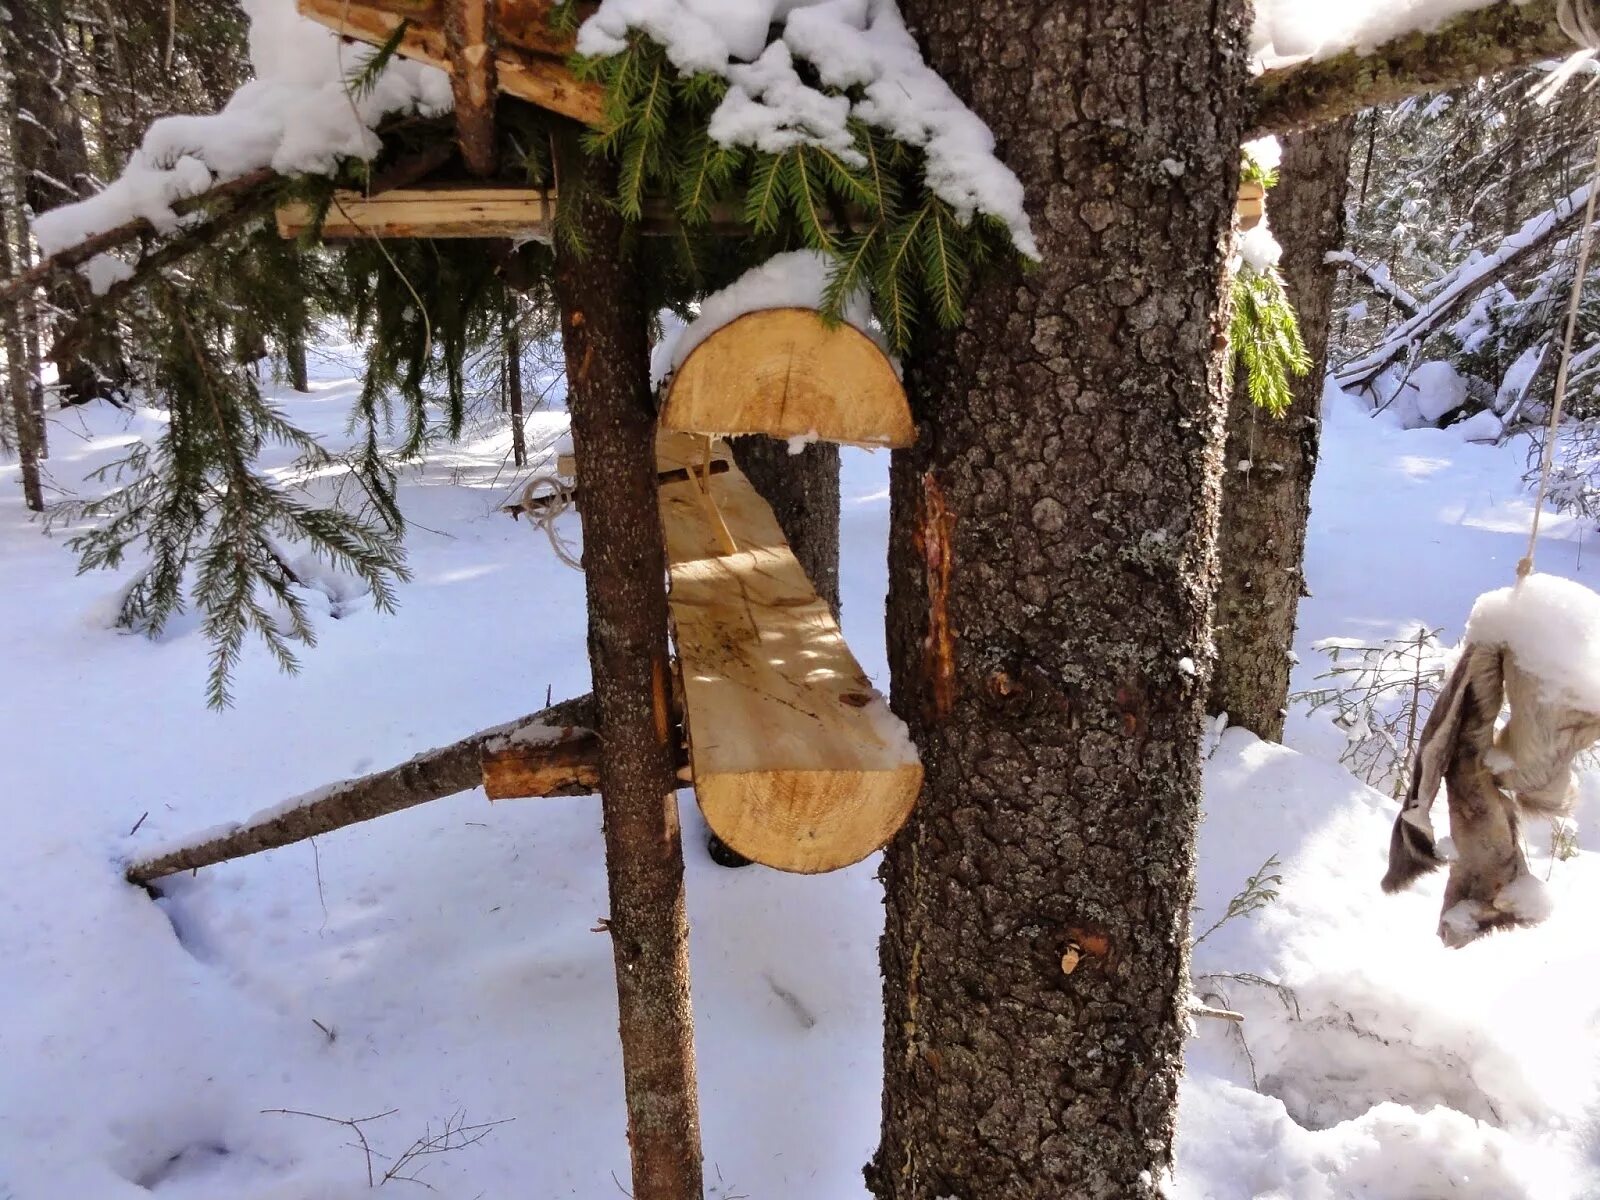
[[659, 309, 914, 449], [653, 434, 921, 873], [297, 0, 604, 126]]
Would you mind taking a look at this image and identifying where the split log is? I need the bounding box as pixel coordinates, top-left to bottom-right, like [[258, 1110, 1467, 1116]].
[[297, 0, 604, 126], [126, 695, 596, 885], [1250, 0, 1571, 137], [659, 308, 915, 449], [657, 434, 922, 873], [550, 135, 704, 1200]]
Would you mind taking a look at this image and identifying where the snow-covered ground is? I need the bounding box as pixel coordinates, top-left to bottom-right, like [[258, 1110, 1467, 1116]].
[[2, 359, 1598, 1199]]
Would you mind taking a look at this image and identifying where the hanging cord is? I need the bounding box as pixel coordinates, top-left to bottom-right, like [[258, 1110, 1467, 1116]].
[[1520, 5, 1600, 579], [1518, 135, 1600, 581], [517, 473, 585, 570]]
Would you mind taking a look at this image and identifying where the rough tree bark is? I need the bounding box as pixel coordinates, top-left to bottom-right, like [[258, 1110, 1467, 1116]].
[[0, 204, 45, 511], [731, 437, 841, 614], [286, 331, 311, 393], [4, 0, 113, 408], [505, 299, 528, 468], [550, 138, 703, 1200], [1210, 120, 1357, 741], [867, 3, 1250, 1197]]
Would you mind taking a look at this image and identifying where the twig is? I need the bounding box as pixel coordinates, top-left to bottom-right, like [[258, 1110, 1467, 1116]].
[[261, 1107, 399, 1188]]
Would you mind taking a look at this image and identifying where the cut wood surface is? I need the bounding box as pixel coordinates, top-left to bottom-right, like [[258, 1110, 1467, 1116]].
[[660, 308, 914, 449], [297, 0, 604, 125], [276, 188, 749, 241], [656, 433, 922, 873], [278, 187, 557, 240], [126, 695, 597, 884]]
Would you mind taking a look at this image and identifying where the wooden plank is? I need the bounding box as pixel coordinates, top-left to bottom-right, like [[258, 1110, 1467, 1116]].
[[297, 0, 604, 126], [275, 188, 751, 241], [277, 187, 556, 239], [657, 435, 921, 873], [659, 308, 914, 449]]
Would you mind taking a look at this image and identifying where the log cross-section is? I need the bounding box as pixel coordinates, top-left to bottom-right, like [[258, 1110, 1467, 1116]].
[[659, 308, 915, 449], [655, 433, 922, 873]]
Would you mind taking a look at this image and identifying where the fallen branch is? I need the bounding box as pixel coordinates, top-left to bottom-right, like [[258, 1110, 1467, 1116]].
[[0, 166, 279, 309], [1338, 178, 1594, 390], [1325, 250, 1421, 318], [127, 694, 596, 884], [1250, 0, 1572, 137]]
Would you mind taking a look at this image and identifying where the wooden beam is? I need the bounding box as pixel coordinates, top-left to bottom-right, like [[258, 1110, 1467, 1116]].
[[445, 0, 498, 177], [297, 0, 605, 126], [659, 308, 915, 449], [656, 433, 922, 873], [275, 187, 757, 240], [277, 186, 556, 239]]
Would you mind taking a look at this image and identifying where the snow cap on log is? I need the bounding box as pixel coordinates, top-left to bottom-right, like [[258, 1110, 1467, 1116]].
[[653, 251, 913, 449]]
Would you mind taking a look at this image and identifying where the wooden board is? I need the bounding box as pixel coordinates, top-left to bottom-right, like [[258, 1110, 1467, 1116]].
[[275, 188, 749, 241], [656, 433, 921, 873], [277, 187, 556, 240], [297, 0, 604, 126], [659, 308, 914, 449]]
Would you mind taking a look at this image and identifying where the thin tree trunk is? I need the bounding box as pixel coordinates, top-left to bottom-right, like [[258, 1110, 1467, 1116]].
[[1210, 120, 1357, 741], [286, 331, 310, 393], [506, 299, 527, 468], [550, 136, 703, 1200], [0, 205, 44, 511], [731, 437, 841, 614], [870, 3, 1249, 1197], [5, 0, 108, 409]]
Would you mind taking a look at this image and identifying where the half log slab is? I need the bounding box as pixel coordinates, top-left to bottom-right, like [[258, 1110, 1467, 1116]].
[[656, 433, 922, 872], [297, 0, 604, 126], [659, 308, 915, 449]]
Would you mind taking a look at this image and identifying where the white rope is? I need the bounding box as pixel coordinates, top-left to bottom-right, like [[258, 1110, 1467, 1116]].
[[1519, 131, 1600, 581], [518, 473, 585, 571]]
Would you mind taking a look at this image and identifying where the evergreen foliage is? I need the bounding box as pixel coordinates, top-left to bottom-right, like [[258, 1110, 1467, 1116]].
[[1228, 267, 1311, 416], [568, 32, 1021, 352]]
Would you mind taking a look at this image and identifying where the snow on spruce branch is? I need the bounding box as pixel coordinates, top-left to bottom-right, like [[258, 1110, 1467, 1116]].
[[32, 0, 451, 259], [1251, 0, 1507, 67], [575, 0, 1037, 260]]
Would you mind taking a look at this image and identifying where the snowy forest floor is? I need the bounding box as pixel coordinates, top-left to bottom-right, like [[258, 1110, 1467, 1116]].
[[2, 345, 1598, 1199]]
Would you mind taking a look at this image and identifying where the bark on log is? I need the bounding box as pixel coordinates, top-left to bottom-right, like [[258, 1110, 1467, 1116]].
[[871, 2, 1249, 1195], [1211, 120, 1356, 741], [126, 695, 596, 885], [444, 0, 498, 177], [550, 136, 704, 1200], [1250, 0, 1571, 136]]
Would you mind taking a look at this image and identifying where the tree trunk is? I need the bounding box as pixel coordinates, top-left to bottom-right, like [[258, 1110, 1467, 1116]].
[[731, 437, 841, 614], [286, 332, 310, 393], [5, 0, 110, 409], [506, 299, 527, 468], [0, 204, 45, 511], [550, 138, 703, 1200], [1210, 120, 1356, 741], [870, 4, 1249, 1198]]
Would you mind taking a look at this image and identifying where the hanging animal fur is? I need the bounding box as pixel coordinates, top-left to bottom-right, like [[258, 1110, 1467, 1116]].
[[1384, 633, 1600, 948]]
